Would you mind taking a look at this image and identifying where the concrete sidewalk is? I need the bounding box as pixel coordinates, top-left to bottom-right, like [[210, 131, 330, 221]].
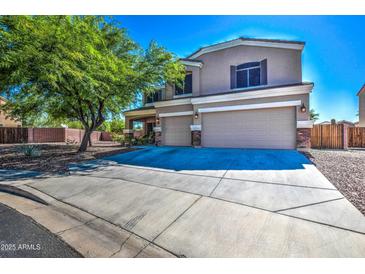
[[0, 187, 175, 258]]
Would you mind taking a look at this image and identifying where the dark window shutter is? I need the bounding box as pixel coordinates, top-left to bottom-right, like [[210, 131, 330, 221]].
[[230, 65, 237, 89], [260, 59, 268, 85]]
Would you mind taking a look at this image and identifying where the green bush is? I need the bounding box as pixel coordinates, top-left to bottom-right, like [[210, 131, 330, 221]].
[[111, 133, 124, 143], [16, 145, 42, 157], [147, 131, 155, 144], [123, 132, 154, 147], [98, 119, 125, 133]]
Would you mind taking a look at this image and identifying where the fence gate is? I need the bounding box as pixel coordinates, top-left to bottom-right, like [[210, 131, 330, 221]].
[[348, 127, 365, 147], [311, 124, 345, 149]]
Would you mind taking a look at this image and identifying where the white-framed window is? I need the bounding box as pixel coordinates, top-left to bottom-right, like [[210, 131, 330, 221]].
[[236, 62, 261, 88], [230, 59, 267, 90]]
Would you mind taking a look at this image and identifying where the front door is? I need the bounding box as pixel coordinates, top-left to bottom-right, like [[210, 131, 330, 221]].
[[146, 122, 155, 135]]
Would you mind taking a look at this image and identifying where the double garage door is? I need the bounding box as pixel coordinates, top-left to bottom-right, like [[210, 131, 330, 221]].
[[162, 107, 296, 149]]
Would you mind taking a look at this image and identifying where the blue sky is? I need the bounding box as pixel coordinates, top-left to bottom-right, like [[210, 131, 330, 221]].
[[116, 16, 365, 122]]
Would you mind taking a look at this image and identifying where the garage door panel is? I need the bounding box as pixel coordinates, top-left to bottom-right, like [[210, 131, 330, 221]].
[[162, 116, 192, 146], [202, 107, 295, 149]]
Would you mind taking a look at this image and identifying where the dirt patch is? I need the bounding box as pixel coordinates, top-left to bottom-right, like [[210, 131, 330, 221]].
[[0, 142, 136, 174], [304, 149, 365, 215]]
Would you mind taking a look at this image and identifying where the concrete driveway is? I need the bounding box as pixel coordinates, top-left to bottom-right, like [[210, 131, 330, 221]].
[[29, 146, 365, 257]]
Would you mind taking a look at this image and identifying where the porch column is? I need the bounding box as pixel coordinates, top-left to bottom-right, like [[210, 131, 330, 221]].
[[123, 116, 134, 145], [191, 125, 201, 148], [153, 126, 162, 146]]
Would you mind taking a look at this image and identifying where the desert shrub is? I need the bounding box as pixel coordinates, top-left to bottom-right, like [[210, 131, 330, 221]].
[[131, 138, 138, 145], [123, 136, 132, 147], [16, 145, 42, 157], [111, 133, 124, 143], [66, 138, 78, 145], [147, 131, 155, 144]]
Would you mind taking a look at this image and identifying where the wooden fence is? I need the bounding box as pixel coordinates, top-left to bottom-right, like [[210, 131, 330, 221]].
[[348, 127, 365, 147], [311, 124, 345, 149], [311, 124, 365, 149], [0, 127, 28, 144]]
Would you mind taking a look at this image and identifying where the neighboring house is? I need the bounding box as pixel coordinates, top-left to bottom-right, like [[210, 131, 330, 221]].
[[337, 120, 356, 127], [124, 37, 314, 149], [0, 96, 22, 127], [358, 84, 365, 127], [317, 120, 355, 127]]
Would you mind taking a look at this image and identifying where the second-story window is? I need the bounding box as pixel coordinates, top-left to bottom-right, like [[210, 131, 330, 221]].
[[231, 59, 267, 89], [175, 71, 193, 95], [236, 62, 261, 88], [146, 89, 162, 104]]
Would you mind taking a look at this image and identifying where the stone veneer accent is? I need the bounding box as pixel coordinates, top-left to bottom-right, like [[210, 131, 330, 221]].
[[192, 130, 201, 147], [296, 128, 311, 149], [155, 131, 162, 146]]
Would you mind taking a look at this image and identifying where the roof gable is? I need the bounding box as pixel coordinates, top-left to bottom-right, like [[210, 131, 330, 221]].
[[357, 84, 365, 96], [187, 37, 305, 59]]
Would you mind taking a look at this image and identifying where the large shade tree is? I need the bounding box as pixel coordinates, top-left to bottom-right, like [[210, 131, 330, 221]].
[[0, 16, 184, 151]]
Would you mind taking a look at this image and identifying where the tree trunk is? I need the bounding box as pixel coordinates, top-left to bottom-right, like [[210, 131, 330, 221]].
[[79, 129, 92, 152], [88, 133, 92, 147]]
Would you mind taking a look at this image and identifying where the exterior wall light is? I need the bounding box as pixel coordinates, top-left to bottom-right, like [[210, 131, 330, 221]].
[[194, 112, 199, 119], [156, 117, 160, 124], [300, 103, 307, 113]]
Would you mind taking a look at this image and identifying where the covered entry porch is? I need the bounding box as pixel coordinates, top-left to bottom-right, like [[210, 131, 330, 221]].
[[123, 106, 157, 142]]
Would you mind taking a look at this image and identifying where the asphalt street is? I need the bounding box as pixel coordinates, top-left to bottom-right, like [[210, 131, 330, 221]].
[[0, 203, 81, 258]]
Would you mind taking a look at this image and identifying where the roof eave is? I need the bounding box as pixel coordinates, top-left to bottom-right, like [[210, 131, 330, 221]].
[[180, 58, 203, 68], [357, 84, 365, 96], [188, 37, 305, 59]]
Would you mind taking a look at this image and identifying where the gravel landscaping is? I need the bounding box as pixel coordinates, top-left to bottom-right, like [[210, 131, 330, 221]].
[[305, 149, 365, 215], [0, 142, 135, 174]]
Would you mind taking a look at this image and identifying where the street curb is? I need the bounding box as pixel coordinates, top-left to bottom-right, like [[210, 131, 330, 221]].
[[0, 184, 48, 205], [0, 187, 176, 258], [0, 202, 83, 258]]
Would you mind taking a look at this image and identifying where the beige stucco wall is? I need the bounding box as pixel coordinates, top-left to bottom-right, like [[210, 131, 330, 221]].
[[0, 111, 21, 127], [197, 45, 302, 96], [162, 65, 200, 100], [156, 104, 193, 116], [186, 65, 201, 97], [192, 93, 309, 125], [143, 44, 303, 105], [0, 99, 22, 127], [164, 84, 174, 100], [359, 93, 365, 127]]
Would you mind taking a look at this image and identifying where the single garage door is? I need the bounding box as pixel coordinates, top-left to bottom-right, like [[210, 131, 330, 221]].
[[162, 116, 192, 146], [201, 107, 296, 149]]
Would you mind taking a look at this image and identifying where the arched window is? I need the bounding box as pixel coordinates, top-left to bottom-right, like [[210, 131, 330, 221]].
[[231, 59, 267, 89]]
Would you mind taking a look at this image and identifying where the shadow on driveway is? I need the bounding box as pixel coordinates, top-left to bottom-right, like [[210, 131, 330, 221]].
[[69, 146, 312, 172], [0, 169, 42, 182]]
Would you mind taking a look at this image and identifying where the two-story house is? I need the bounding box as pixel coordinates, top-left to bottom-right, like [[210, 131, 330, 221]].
[[357, 84, 365, 127], [124, 37, 314, 149]]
